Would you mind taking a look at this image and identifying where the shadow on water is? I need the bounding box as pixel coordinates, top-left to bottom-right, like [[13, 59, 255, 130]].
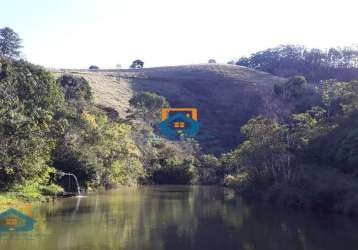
[[1, 185, 358, 250]]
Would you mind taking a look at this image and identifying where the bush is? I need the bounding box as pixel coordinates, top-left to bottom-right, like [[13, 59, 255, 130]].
[[40, 184, 64, 196]]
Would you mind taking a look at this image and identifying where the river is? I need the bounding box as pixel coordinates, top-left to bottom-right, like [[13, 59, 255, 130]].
[[1, 185, 358, 250]]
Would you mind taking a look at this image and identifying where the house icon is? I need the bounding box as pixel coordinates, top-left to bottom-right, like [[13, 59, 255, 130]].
[[159, 112, 199, 139], [0, 208, 36, 232]]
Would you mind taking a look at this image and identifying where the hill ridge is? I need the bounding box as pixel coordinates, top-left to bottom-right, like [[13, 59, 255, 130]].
[[53, 64, 287, 153]]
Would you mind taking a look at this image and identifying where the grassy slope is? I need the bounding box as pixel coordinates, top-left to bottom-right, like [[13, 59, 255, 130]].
[[52, 64, 287, 153]]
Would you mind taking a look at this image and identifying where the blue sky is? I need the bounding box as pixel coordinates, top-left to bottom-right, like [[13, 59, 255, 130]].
[[1, 0, 357, 69]]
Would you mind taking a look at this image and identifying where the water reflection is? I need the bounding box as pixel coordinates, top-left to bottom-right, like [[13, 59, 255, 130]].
[[1, 186, 358, 250]]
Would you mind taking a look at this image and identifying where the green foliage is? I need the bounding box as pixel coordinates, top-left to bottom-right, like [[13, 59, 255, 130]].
[[224, 172, 250, 189], [151, 161, 195, 184], [10, 167, 63, 200], [0, 59, 64, 113], [0, 59, 66, 196], [220, 149, 241, 174], [0, 27, 22, 59], [54, 106, 144, 188], [129, 91, 169, 111], [335, 128, 358, 173], [196, 154, 222, 184], [319, 80, 358, 119], [40, 183, 64, 196], [238, 117, 294, 184], [236, 45, 358, 82], [143, 141, 197, 184], [0, 58, 147, 198], [274, 76, 320, 113], [264, 167, 358, 215], [222, 78, 358, 215], [56, 74, 93, 103], [279, 76, 308, 100], [129, 91, 169, 125]]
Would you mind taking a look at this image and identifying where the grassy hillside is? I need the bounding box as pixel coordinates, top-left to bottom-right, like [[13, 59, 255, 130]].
[[53, 64, 287, 153]]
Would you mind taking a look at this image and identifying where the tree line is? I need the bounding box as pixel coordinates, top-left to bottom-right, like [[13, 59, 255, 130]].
[[236, 45, 358, 82]]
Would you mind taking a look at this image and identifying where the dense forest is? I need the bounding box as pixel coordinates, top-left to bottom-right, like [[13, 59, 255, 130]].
[[222, 79, 358, 215], [0, 57, 203, 199], [236, 45, 358, 82], [1, 27, 358, 216], [223, 45, 358, 215]]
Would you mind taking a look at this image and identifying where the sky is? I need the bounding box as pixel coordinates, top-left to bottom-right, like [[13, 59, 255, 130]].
[[1, 0, 357, 69]]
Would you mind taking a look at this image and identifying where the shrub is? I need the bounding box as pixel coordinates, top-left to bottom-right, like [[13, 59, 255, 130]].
[[40, 184, 64, 196]]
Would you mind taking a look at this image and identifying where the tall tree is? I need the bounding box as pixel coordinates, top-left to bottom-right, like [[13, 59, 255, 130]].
[[0, 27, 22, 59]]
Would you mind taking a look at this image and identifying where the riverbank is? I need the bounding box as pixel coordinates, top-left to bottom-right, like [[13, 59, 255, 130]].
[[0, 191, 63, 204]]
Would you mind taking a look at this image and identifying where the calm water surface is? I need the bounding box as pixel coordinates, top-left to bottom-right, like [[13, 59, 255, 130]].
[[1, 185, 358, 250]]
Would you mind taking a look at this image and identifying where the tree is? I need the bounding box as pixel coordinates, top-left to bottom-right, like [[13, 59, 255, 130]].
[[208, 59, 216, 64], [236, 57, 249, 67], [237, 117, 295, 184], [281, 76, 308, 99], [89, 65, 99, 70], [0, 27, 22, 59], [0, 59, 65, 193], [129, 91, 169, 125], [130, 59, 144, 69], [56, 74, 93, 103], [128, 92, 170, 172], [197, 154, 222, 184]]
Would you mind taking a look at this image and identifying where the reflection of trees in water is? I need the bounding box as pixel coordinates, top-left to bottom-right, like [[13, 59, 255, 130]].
[[136, 187, 358, 250], [3, 187, 358, 250], [221, 201, 358, 250]]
